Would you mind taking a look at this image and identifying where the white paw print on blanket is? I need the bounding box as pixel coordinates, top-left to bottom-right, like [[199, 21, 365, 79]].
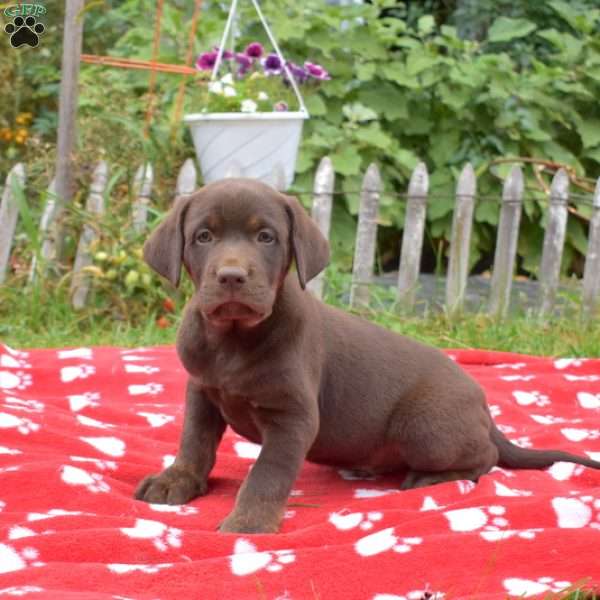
[[71, 456, 117, 471], [494, 362, 527, 370], [0, 372, 32, 391], [234, 440, 262, 459], [107, 563, 173, 575], [0, 544, 44, 574], [60, 364, 95, 383], [554, 358, 584, 370], [124, 364, 160, 374], [500, 375, 536, 382], [373, 590, 444, 600], [552, 496, 600, 529], [57, 348, 92, 360], [76, 415, 114, 429], [530, 414, 581, 426], [504, 577, 571, 597], [128, 383, 164, 396], [120, 519, 182, 552], [355, 527, 422, 557], [329, 510, 383, 531], [444, 505, 513, 540], [3, 397, 44, 413], [0, 585, 45, 596], [512, 390, 550, 407], [548, 462, 585, 481], [230, 538, 295, 576], [565, 374, 600, 382], [0, 353, 31, 369], [79, 436, 125, 457], [68, 392, 100, 412], [0, 413, 39, 435], [61, 465, 110, 493], [137, 412, 175, 428], [148, 503, 199, 516], [576, 392, 600, 409], [560, 428, 600, 443]]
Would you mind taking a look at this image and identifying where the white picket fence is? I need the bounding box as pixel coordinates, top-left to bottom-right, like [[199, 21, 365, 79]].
[[1, 157, 600, 319]]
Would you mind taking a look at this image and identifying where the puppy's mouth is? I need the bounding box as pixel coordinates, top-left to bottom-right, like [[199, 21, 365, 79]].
[[204, 301, 266, 325]]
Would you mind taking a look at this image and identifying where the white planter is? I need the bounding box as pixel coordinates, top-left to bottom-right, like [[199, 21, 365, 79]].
[[184, 111, 308, 191]]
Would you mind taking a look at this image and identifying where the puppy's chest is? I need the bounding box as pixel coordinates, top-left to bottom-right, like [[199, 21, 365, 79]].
[[205, 388, 263, 443]]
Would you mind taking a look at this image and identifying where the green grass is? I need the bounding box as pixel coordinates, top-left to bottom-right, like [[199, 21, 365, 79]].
[[1, 271, 600, 355]]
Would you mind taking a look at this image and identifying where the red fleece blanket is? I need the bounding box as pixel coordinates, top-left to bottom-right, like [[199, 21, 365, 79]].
[[0, 342, 599, 599]]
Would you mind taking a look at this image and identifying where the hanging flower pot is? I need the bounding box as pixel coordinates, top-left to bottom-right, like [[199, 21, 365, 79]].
[[183, 0, 330, 190]]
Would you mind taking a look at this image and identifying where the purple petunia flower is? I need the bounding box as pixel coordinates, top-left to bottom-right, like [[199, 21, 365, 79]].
[[274, 101, 288, 112], [235, 52, 253, 76], [304, 61, 331, 80], [214, 47, 234, 60], [262, 53, 283, 76], [196, 51, 218, 71], [285, 61, 308, 84], [245, 42, 264, 58]]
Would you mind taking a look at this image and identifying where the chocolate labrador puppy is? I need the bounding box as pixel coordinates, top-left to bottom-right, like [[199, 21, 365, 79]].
[[135, 178, 600, 533]]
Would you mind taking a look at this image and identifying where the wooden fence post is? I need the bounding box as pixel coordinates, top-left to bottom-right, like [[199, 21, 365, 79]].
[[131, 164, 154, 234], [446, 163, 476, 314], [174, 158, 197, 204], [0, 164, 26, 284], [582, 177, 600, 319], [71, 161, 109, 309], [538, 168, 569, 316], [488, 166, 524, 319], [51, 0, 85, 265], [396, 162, 428, 309], [28, 177, 57, 284], [307, 157, 335, 299], [350, 164, 381, 309]]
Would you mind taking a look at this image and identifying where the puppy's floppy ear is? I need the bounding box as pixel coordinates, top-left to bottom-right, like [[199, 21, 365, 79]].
[[143, 197, 191, 288], [283, 194, 330, 289]]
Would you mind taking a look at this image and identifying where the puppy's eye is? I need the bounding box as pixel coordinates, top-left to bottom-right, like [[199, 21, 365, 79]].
[[257, 230, 275, 244], [196, 229, 213, 243]]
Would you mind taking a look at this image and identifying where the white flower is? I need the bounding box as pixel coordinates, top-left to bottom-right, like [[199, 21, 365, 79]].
[[224, 86, 237, 97], [258, 91, 269, 101], [208, 81, 224, 95], [220, 73, 234, 85], [241, 99, 258, 113]]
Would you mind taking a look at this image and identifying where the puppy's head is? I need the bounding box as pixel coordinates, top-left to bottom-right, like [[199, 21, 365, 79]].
[[143, 178, 329, 328]]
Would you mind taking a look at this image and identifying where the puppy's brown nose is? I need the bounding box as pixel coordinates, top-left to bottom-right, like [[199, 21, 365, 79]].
[[217, 266, 248, 290]]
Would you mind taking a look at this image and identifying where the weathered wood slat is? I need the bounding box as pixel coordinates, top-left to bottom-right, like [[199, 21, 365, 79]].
[[350, 163, 381, 308], [538, 168, 570, 316], [28, 177, 57, 284], [0, 164, 26, 284], [52, 0, 85, 266], [488, 166, 524, 318], [71, 161, 109, 309], [307, 157, 335, 299], [582, 177, 600, 318], [131, 164, 154, 234], [397, 162, 428, 309], [446, 163, 476, 314], [174, 158, 197, 204]]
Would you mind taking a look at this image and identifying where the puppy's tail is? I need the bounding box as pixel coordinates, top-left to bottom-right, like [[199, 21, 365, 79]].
[[491, 423, 600, 470]]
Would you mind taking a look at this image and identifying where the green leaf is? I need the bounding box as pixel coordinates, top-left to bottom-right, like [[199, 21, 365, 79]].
[[475, 199, 499, 226], [332, 145, 362, 176], [488, 17, 537, 43], [578, 119, 600, 149], [405, 51, 438, 76], [417, 15, 435, 36], [305, 94, 327, 116], [342, 102, 378, 123], [584, 146, 600, 163], [356, 62, 377, 82], [392, 148, 420, 173], [567, 218, 588, 256], [381, 64, 421, 89], [428, 196, 453, 220], [354, 124, 392, 150], [357, 83, 408, 121]]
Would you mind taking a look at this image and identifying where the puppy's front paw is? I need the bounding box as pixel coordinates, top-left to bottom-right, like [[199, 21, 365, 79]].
[[219, 511, 280, 534], [134, 466, 207, 505]]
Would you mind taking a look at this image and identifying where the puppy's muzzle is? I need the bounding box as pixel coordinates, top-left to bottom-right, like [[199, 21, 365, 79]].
[[217, 266, 248, 292]]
